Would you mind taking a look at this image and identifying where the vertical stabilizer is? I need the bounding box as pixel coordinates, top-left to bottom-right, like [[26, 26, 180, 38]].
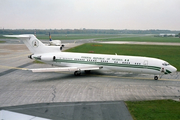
[[4, 34, 60, 54]]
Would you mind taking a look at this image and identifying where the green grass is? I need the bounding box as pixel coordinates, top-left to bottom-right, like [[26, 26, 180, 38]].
[[1, 34, 180, 43], [125, 100, 180, 120], [33, 60, 44, 64], [98, 36, 180, 43], [65, 43, 180, 71], [37, 34, 180, 42], [0, 41, 5, 43], [0, 34, 122, 40], [36, 34, 122, 40]]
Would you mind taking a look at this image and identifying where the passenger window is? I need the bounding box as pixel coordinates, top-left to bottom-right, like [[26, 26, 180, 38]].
[[162, 62, 169, 66]]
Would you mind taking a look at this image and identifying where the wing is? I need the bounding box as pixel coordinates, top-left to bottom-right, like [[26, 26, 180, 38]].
[[29, 66, 103, 72]]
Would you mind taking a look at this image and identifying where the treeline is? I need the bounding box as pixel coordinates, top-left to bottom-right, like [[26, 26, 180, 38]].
[[0, 29, 180, 35]]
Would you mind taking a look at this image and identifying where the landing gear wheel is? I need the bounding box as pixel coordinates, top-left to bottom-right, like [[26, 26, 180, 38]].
[[74, 71, 81, 76], [154, 76, 158, 80], [85, 70, 91, 74]]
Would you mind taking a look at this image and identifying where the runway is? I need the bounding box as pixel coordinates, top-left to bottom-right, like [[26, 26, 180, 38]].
[[0, 41, 180, 119]]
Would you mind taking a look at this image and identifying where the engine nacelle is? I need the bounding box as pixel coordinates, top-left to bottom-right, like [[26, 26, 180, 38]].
[[40, 55, 56, 61], [28, 54, 32, 59]]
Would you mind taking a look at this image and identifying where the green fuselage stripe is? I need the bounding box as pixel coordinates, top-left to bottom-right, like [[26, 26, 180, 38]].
[[55, 59, 161, 71]]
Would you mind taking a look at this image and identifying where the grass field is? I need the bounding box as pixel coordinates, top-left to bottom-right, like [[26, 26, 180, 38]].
[[6, 34, 121, 40], [1, 34, 180, 42], [65, 43, 180, 71], [0, 41, 5, 43], [21, 34, 180, 43], [0, 34, 122, 40], [125, 100, 180, 120], [98, 35, 180, 43]]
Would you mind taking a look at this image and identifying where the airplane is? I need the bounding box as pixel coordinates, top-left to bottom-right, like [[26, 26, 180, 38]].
[[48, 32, 64, 49], [4, 34, 177, 80]]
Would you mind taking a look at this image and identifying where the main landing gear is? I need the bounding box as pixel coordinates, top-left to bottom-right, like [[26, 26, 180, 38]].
[[154, 76, 158, 80], [74, 70, 91, 76], [74, 71, 81, 76], [74, 70, 160, 80], [84, 70, 91, 74]]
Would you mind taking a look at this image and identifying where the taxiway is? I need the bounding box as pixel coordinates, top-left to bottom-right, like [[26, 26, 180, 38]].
[[0, 43, 179, 107], [0, 40, 180, 119]]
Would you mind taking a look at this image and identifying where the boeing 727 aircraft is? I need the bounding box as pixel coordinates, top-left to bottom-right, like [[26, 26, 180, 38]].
[[4, 34, 177, 80]]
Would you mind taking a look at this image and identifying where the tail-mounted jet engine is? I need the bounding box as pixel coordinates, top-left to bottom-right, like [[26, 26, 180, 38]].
[[40, 55, 56, 61], [28, 54, 56, 61], [28, 54, 33, 59]]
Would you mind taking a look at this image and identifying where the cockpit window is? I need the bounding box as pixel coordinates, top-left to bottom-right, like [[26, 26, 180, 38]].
[[162, 62, 169, 66]]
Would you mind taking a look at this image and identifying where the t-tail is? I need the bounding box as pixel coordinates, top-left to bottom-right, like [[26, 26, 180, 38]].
[[4, 34, 61, 54]]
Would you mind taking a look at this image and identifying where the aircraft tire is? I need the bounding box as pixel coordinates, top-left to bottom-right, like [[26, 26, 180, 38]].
[[74, 71, 81, 76], [154, 76, 158, 80]]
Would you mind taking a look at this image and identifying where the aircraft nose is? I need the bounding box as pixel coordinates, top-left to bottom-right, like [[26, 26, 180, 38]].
[[171, 66, 177, 73]]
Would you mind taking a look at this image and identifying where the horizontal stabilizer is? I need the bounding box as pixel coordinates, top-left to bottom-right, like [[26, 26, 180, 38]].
[[3, 35, 31, 39]]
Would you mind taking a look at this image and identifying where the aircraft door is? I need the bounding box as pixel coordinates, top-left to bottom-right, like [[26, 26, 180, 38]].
[[143, 60, 148, 69], [143, 60, 148, 66], [142, 60, 148, 73]]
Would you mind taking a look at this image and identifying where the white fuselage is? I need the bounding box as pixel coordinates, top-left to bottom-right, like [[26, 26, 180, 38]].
[[4, 34, 177, 79], [36, 52, 176, 75]]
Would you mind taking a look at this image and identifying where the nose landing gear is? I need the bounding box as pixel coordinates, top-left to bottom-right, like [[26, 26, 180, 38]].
[[154, 76, 158, 80]]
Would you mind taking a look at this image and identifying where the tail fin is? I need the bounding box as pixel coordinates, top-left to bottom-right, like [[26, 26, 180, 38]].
[[49, 32, 52, 41], [4, 34, 60, 54]]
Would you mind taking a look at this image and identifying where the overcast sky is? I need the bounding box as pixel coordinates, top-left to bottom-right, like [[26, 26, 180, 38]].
[[0, 0, 180, 30]]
